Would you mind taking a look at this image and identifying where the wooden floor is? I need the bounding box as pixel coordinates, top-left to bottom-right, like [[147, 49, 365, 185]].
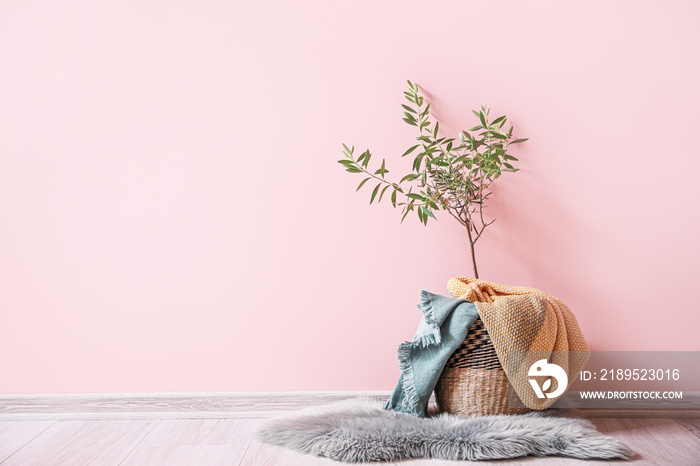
[[1, 394, 699, 465]]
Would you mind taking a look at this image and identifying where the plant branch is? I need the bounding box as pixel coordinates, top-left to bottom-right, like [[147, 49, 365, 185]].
[[338, 80, 527, 275]]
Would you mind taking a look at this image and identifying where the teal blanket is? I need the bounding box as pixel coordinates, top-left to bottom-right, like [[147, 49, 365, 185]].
[[384, 290, 478, 417]]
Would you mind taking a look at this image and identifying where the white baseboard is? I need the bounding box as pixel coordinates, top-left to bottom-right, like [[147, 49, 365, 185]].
[[0, 391, 391, 421], [2, 391, 698, 421]]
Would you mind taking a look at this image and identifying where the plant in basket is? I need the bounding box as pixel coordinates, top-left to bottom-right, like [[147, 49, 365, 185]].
[[337, 80, 528, 278]]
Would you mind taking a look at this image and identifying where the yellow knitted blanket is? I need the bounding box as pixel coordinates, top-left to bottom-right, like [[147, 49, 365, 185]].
[[447, 277, 589, 410]]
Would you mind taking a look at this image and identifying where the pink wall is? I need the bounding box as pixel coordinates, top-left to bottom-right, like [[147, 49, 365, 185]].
[[1, 1, 699, 394]]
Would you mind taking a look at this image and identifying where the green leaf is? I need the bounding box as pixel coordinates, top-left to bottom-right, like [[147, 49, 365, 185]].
[[403, 118, 418, 126], [472, 107, 488, 128], [346, 166, 362, 173], [511, 138, 529, 144], [402, 144, 420, 157], [413, 154, 424, 172], [362, 151, 372, 168], [468, 125, 482, 131], [370, 183, 381, 204], [401, 104, 417, 114], [391, 189, 397, 207], [373, 159, 388, 177], [400, 173, 420, 183], [342, 143, 353, 156], [356, 177, 371, 191], [378, 185, 390, 202], [422, 206, 435, 219], [433, 121, 439, 137], [491, 115, 506, 126]]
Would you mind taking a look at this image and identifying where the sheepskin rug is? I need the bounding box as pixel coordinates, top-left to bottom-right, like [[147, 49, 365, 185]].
[[255, 397, 633, 462]]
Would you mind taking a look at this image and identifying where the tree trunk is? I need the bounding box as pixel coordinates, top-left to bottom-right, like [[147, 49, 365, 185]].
[[465, 221, 479, 278]]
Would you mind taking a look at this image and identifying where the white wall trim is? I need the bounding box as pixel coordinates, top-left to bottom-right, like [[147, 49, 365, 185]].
[[1, 391, 698, 421], [0, 391, 390, 421]]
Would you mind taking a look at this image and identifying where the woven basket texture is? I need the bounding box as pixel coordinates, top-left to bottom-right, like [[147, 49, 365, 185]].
[[435, 319, 530, 416]]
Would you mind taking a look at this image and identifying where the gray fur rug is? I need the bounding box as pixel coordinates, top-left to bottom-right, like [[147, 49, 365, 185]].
[[255, 397, 633, 462]]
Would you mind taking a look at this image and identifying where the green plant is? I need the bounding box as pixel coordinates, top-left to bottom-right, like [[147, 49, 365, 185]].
[[338, 80, 528, 278]]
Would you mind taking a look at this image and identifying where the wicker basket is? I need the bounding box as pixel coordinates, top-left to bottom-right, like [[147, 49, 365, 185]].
[[434, 318, 529, 416]]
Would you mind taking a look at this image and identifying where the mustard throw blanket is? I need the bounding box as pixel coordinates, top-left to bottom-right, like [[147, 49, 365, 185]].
[[447, 277, 590, 410]]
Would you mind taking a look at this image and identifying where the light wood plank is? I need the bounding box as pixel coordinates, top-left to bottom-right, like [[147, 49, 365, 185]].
[[127, 445, 246, 465], [240, 437, 355, 466], [591, 417, 700, 465], [0, 420, 156, 465], [674, 417, 700, 441], [0, 421, 56, 463], [565, 407, 700, 419], [119, 418, 257, 466]]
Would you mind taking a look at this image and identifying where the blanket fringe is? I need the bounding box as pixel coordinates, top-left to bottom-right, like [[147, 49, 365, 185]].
[[394, 290, 442, 415]]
